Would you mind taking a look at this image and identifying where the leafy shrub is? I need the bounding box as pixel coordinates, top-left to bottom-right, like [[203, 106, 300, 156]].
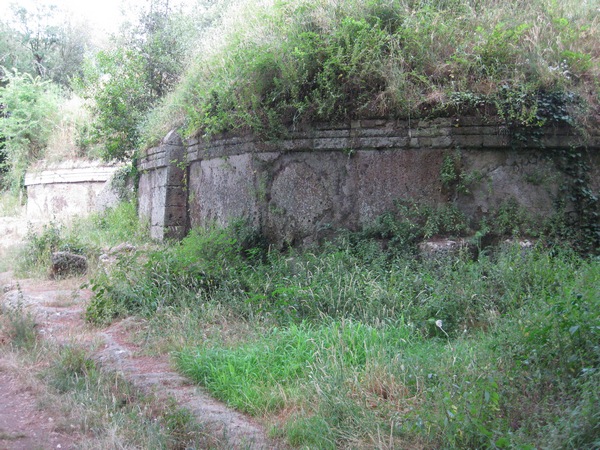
[[0, 69, 62, 191], [86, 222, 262, 324], [47, 345, 98, 393], [346, 200, 470, 258]]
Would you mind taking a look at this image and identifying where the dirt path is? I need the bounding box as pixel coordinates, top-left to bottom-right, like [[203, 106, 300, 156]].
[[0, 367, 79, 450], [0, 272, 279, 449]]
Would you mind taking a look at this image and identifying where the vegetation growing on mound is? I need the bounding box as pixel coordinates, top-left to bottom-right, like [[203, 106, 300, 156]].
[[143, 0, 599, 144]]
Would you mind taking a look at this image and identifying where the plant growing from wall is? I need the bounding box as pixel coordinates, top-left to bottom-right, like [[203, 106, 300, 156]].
[[550, 146, 600, 255], [440, 150, 483, 201], [141, 0, 598, 146], [494, 85, 599, 254]]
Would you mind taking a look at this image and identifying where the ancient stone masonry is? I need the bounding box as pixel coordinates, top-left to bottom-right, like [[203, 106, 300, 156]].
[[138, 118, 600, 245], [138, 130, 188, 240], [24, 160, 123, 222]]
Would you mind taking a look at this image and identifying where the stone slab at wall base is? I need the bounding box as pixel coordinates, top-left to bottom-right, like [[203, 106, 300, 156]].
[[138, 118, 600, 245], [24, 161, 123, 222]]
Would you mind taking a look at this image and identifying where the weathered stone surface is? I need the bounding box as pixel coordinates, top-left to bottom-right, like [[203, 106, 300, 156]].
[[267, 161, 332, 246], [354, 149, 445, 224], [188, 154, 259, 230], [137, 119, 600, 245], [138, 131, 188, 241], [24, 161, 122, 221], [418, 239, 476, 260], [109, 243, 136, 255], [50, 252, 87, 278], [457, 150, 560, 220]]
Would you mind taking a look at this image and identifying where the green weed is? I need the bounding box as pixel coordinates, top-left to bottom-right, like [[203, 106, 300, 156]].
[[87, 217, 599, 448], [15, 200, 149, 279], [176, 320, 412, 416], [0, 292, 37, 350], [16, 221, 86, 277]]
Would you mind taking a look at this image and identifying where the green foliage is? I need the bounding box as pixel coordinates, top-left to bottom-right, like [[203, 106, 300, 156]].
[[76, 0, 202, 161], [549, 146, 600, 255], [145, 0, 599, 143], [170, 243, 598, 448], [73, 201, 146, 248], [75, 48, 150, 161], [16, 221, 86, 277], [86, 222, 260, 324], [351, 200, 470, 256], [0, 289, 38, 350], [0, 190, 24, 217], [0, 69, 62, 191], [0, 3, 91, 87], [47, 345, 99, 393], [90, 218, 599, 448], [176, 320, 411, 415], [16, 200, 148, 279]]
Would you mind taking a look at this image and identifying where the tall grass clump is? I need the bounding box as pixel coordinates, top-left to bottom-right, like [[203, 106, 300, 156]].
[[0, 294, 38, 350], [71, 199, 148, 248], [86, 221, 261, 324], [0, 190, 25, 217], [176, 320, 412, 415], [16, 221, 88, 277], [142, 0, 599, 144]]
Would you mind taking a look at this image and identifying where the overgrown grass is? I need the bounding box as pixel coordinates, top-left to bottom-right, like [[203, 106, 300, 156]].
[[0, 292, 38, 350], [0, 190, 25, 217], [42, 344, 213, 449], [177, 320, 412, 415], [142, 0, 599, 144], [0, 316, 216, 449], [89, 221, 599, 448], [15, 200, 149, 278]]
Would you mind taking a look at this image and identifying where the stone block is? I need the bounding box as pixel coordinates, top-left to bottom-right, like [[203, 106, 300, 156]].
[[454, 134, 484, 148], [482, 134, 510, 147], [50, 252, 87, 279], [431, 136, 453, 148], [354, 149, 445, 224]]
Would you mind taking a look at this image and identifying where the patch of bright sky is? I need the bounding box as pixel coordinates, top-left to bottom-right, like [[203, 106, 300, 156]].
[[0, 0, 123, 34], [1, 0, 195, 36]]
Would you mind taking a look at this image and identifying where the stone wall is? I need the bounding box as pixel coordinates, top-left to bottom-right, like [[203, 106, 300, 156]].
[[138, 118, 600, 245], [137, 130, 188, 240], [24, 161, 123, 222]]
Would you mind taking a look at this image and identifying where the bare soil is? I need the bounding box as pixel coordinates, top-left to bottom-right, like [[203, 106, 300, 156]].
[[0, 271, 280, 449]]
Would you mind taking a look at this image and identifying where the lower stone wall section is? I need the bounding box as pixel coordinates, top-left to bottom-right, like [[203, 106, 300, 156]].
[[138, 118, 600, 245]]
